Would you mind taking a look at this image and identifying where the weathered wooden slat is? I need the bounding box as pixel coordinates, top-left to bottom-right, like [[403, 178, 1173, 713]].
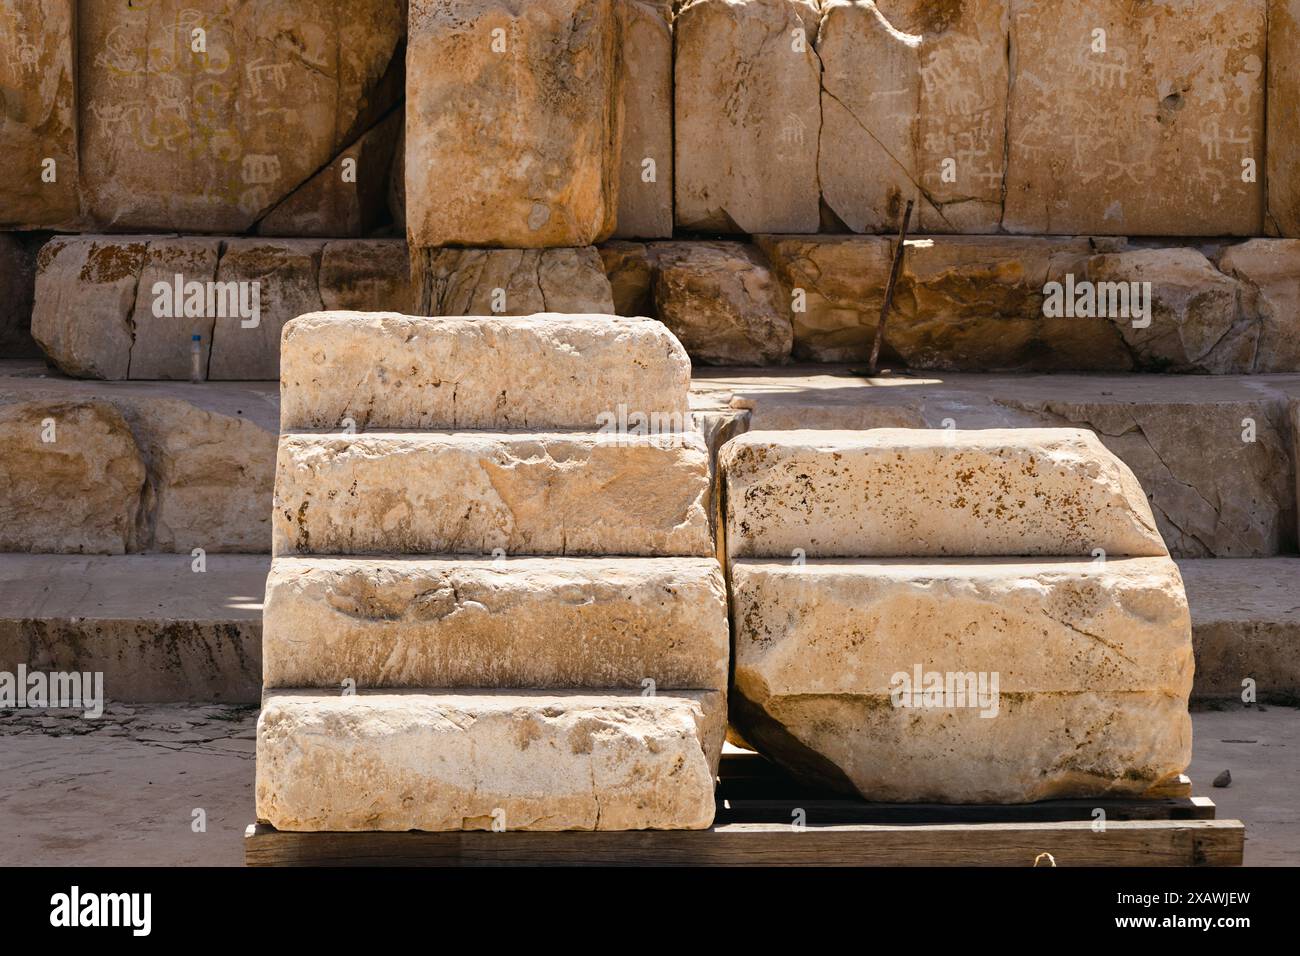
[[244, 819, 1244, 868]]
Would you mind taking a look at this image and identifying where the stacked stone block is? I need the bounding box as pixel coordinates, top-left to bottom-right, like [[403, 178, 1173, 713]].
[[720, 428, 1195, 803], [256, 312, 728, 831]]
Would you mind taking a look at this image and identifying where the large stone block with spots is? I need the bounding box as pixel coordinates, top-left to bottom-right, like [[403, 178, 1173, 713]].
[[720, 428, 1169, 560], [256, 690, 724, 831]]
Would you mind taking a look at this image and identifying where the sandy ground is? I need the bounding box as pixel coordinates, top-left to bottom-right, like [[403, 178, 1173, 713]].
[[0, 703, 1295, 867]]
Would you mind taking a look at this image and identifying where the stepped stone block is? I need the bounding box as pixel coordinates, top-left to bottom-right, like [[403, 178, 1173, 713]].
[[0, 553, 265, 703], [406, 0, 621, 248], [818, 0, 1007, 234], [650, 242, 793, 365], [0, 235, 41, 359], [720, 428, 1168, 559], [731, 556, 1192, 802], [614, 1, 674, 238], [0, 0, 78, 230], [256, 689, 723, 831], [127, 239, 222, 380], [1179, 558, 1300, 701], [263, 556, 728, 690], [317, 240, 418, 314], [0, 399, 145, 554], [280, 312, 690, 430], [1004, 0, 1266, 236], [0, 366, 277, 553], [674, 0, 822, 233], [273, 431, 713, 557], [78, 0, 405, 232]]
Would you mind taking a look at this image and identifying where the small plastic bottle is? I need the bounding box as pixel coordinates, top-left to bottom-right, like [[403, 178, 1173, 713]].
[[190, 334, 204, 383]]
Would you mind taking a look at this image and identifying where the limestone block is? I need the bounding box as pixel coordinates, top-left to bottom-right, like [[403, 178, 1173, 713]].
[[1085, 248, 1244, 373], [127, 239, 223, 380], [317, 240, 417, 315], [256, 689, 722, 831], [1004, 0, 1266, 236], [1219, 239, 1300, 372], [614, 1, 674, 238], [273, 431, 713, 557], [421, 247, 615, 316], [0, 0, 79, 229], [895, 236, 1131, 371], [0, 400, 145, 554], [674, 0, 821, 233], [257, 111, 404, 238], [818, 0, 1008, 234], [731, 556, 1193, 802], [649, 242, 793, 365], [1268, 1, 1300, 236], [756, 235, 895, 362], [78, 0, 405, 232], [31, 237, 151, 380], [720, 428, 1169, 559], [279, 312, 691, 430], [262, 556, 728, 691], [208, 240, 325, 381], [405, 0, 621, 247]]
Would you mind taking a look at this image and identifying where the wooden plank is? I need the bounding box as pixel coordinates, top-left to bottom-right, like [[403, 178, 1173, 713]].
[[244, 819, 1244, 867], [715, 796, 1216, 825]]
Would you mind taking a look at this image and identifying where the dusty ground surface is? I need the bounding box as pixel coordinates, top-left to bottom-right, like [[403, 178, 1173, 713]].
[[0, 702, 1294, 867]]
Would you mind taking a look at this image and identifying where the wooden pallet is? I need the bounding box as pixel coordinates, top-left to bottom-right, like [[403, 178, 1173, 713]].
[[245, 754, 1244, 867]]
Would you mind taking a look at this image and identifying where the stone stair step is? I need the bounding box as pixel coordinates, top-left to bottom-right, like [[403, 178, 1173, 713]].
[[280, 312, 690, 431], [720, 428, 1168, 560], [273, 430, 712, 558], [730, 556, 1192, 804], [1179, 557, 1300, 702], [255, 689, 725, 832], [0, 553, 266, 702], [263, 555, 728, 692]]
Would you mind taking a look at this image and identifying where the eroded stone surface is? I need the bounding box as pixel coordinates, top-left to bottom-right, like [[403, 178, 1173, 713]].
[[1268, 1, 1300, 236], [674, 0, 821, 233], [614, 1, 674, 238], [0, 400, 145, 554], [1219, 239, 1300, 372], [406, 0, 621, 247], [1004, 0, 1266, 236], [650, 242, 792, 365], [273, 431, 713, 557], [721, 428, 1168, 559], [0, 366, 278, 553], [280, 312, 691, 430], [262, 556, 728, 690], [0, 235, 41, 359], [422, 247, 615, 316], [78, 0, 405, 232], [731, 557, 1192, 802], [818, 0, 1007, 234], [256, 690, 721, 831], [127, 239, 223, 380], [0, 0, 78, 229]]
